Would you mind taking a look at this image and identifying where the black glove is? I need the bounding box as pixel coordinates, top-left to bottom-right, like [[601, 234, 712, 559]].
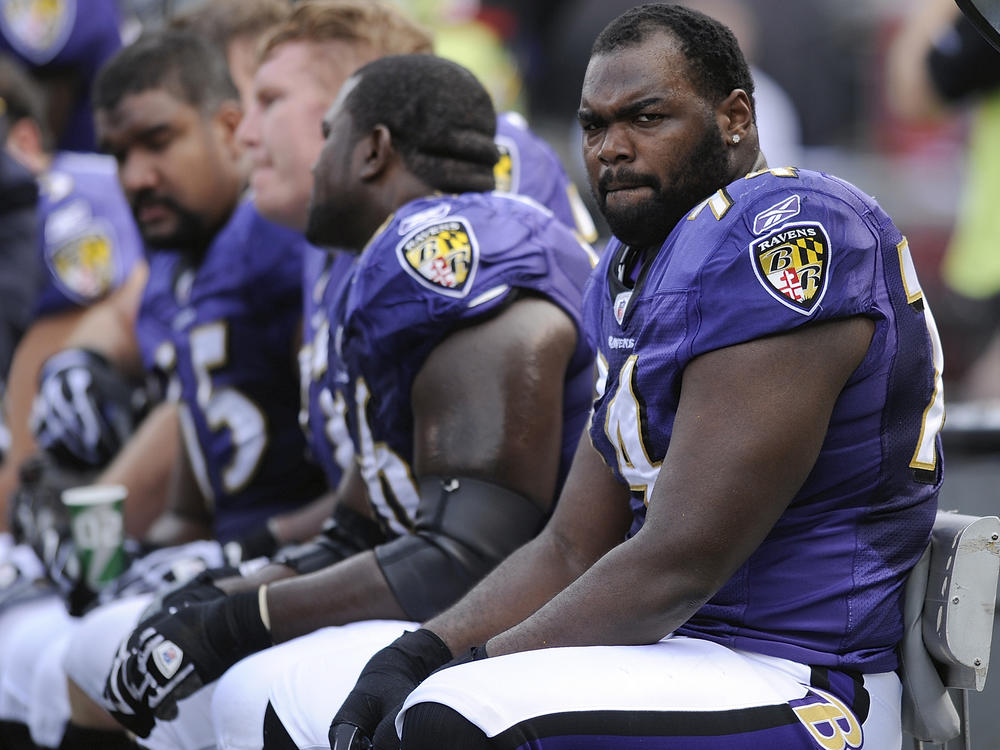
[[103, 590, 271, 737], [133, 567, 233, 626], [375, 643, 490, 749], [31, 348, 146, 470], [329, 629, 453, 750], [272, 504, 389, 575]]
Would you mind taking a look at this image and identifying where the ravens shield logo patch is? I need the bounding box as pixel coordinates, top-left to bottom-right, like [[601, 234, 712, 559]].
[[48, 232, 115, 302], [396, 218, 479, 297], [749, 221, 830, 315], [1, 0, 76, 64]]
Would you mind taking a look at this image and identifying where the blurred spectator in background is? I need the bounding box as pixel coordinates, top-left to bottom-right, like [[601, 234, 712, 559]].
[[887, 0, 1000, 402], [168, 0, 291, 108], [0, 106, 39, 455], [0, 54, 144, 522], [495, 0, 856, 148], [677, 0, 803, 169], [396, 0, 525, 112], [0, 0, 123, 152]]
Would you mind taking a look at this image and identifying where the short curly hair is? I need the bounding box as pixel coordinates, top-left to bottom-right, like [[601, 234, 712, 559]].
[[93, 30, 238, 115], [592, 3, 755, 116], [343, 54, 498, 194]]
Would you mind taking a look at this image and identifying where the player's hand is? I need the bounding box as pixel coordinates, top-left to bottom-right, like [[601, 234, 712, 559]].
[[31, 348, 142, 469], [329, 629, 453, 749], [132, 567, 231, 626], [103, 591, 271, 736]]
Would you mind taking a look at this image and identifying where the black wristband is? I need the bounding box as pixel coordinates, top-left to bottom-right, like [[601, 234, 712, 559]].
[[205, 590, 273, 665], [400, 629, 454, 677]]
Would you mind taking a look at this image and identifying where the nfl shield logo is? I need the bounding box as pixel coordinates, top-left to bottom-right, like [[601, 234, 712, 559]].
[[153, 640, 184, 679], [613, 291, 632, 326]]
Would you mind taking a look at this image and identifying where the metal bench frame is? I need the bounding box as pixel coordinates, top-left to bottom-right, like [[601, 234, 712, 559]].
[[900, 511, 1000, 749]]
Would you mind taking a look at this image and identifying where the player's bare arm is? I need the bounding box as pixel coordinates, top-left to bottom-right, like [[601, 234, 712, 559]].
[[427, 430, 633, 654], [64, 262, 148, 375], [99, 401, 178, 538], [141, 423, 213, 547], [484, 315, 874, 655], [265, 295, 578, 643]]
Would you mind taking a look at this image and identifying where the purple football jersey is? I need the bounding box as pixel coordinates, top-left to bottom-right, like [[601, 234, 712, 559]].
[[33, 152, 142, 318], [299, 113, 596, 494], [337, 191, 597, 535], [585, 167, 942, 672], [494, 112, 597, 242], [299, 246, 355, 489], [0, 0, 123, 152], [136, 200, 325, 542]]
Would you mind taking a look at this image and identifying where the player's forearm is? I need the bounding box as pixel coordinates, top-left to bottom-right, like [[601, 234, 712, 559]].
[[66, 264, 146, 374], [101, 402, 178, 537], [142, 510, 212, 548], [426, 527, 592, 656], [267, 490, 338, 546], [216, 563, 297, 594], [484, 534, 713, 656], [264, 550, 408, 643]]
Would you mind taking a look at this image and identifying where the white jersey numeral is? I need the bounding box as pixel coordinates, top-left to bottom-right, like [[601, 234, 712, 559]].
[[173, 323, 268, 501], [354, 378, 419, 534], [897, 239, 945, 471], [604, 355, 661, 503]]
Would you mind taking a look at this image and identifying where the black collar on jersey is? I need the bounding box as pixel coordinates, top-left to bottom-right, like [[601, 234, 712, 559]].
[[607, 242, 654, 327]]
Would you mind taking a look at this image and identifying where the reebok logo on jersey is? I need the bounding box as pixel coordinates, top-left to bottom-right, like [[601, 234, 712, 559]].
[[752, 194, 801, 235], [749, 221, 830, 316], [153, 640, 184, 679], [397, 203, 452, 235], [397, 218, 479, 298]]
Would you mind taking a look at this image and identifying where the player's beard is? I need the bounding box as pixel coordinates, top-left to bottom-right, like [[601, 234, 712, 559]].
[[595, 118, 732, 251], [305, 187, 368, 253], [305, 193, 344, 250], [132, 191, 213, 253]]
